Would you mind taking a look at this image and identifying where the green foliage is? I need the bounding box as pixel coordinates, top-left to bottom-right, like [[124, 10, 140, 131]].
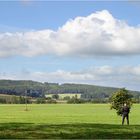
[[67, 96, 86, 104], [52, 94, 59, 99], [46, 99, 57, 104], [19, 96, 25, 104], [0, 80, 140, 102], [45, 97, 52, 100], [91, 98, 109, 103], [36, 98, 46, 104], [110, 88, 133, 115], [63, 96, 71, 100], [0, 95, 32, 104]]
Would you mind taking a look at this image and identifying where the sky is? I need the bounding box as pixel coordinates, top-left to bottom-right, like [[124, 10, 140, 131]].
[[0, 1, 140, 91]]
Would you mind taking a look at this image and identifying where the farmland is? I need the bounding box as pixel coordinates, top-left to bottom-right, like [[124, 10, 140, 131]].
[[0, 104, 140, 139], [45, 93, 81, 99]]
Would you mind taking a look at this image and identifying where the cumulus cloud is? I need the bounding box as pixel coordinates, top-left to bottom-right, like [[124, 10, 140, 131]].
[[1, 10, 140, 58]]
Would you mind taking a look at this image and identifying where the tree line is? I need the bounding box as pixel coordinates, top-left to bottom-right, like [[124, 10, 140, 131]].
[[0, 80, 140, 103], [0, 95, 31, 104]]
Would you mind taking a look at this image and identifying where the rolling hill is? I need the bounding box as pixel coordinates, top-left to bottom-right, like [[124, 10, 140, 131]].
[[0, 80, 139, 100]]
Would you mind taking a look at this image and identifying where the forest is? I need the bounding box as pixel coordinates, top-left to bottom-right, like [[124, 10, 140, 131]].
[[0, 80, 139, 103]]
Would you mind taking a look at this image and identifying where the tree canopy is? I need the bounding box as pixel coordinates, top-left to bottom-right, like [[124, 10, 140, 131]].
[[110, 88, 133, 115]]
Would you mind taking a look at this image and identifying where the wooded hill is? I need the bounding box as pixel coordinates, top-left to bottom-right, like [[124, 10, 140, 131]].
[[0, 80, 139, 100]]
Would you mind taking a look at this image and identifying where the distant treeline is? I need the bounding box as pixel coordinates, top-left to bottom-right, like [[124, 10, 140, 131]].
[[0, 95, 31, 104], [0, 80, 140, 102]]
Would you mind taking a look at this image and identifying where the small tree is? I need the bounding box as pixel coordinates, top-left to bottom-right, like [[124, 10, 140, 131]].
[[110, 88, 133, 116], [52, 94, 59, 100], [36, 98, 46, 104], [63, 96, 70, 100]]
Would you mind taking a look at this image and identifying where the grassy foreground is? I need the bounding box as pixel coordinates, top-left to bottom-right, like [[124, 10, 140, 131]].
[[0, 104, 140, 139]]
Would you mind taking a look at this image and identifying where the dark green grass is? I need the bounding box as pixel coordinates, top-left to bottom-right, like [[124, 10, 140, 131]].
[[0, 123, 140, 139], [0, 104, 139, 139]]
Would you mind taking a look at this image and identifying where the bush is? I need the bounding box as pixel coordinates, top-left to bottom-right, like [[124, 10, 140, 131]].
[[91, 98, 109, 103], [36, 98, 46, 104], [63, 96, 70, 100], [67, 98, 86, 104], [46, 97, 52, 100], [46, 99, 57, 104], [52, 94, 59, 100]]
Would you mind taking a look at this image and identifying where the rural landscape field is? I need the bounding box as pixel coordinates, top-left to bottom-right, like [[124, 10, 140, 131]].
[[1, 1, 140, 139], [0, 104, 140, 139]]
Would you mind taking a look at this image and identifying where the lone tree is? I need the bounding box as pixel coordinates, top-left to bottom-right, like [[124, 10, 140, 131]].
[[110, 88, 133, 115], [52, 94, 59, 100]]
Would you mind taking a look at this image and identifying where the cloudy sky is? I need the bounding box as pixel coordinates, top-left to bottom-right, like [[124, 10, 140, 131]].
[[0, 1, 140, 91]]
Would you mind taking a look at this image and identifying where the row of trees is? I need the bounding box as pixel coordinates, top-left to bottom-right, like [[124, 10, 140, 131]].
[[0, 80, 140, 101], [38, 87, 139, 105], [0, 96, 31, 104], [0, 87, 136, 107]]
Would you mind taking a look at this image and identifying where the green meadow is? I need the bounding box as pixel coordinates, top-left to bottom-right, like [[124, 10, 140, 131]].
[[0, 104, 140, 139]]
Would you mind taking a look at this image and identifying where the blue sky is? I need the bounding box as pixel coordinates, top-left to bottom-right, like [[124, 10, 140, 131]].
[[0, 1, 140, 91], [0, 1, 140, 29]]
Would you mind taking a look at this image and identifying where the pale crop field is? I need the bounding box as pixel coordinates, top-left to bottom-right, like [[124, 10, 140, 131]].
[[45, 93, 81, 99]]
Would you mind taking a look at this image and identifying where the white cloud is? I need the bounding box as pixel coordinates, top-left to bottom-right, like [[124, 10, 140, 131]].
[[1, 10, 140, 58], [1, 65, 140, 91]]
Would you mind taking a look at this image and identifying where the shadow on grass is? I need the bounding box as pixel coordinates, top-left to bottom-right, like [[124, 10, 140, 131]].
[[0, 123, 140, 139]]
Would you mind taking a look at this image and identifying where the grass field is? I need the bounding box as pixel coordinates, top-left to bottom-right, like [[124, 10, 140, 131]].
[[0, 104, 140, 139]]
